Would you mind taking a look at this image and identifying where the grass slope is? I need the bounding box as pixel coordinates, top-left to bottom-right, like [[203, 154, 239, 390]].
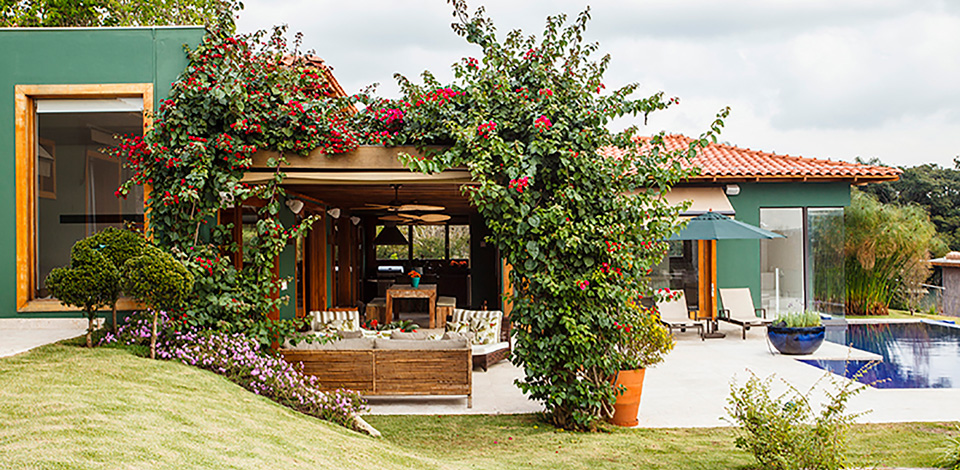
[[0, 343, 434, 470], [0, 341, 952, 469]]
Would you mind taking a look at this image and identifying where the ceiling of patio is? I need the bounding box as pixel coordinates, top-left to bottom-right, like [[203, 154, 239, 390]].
[[286, 183, 477, 216]]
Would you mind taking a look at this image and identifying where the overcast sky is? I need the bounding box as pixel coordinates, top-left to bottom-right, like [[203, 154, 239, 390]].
[[237, 0, 959, 168]]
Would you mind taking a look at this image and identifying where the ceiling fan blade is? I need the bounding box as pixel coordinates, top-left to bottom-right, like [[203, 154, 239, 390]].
[[419, 213, 451, 223], [353, 204, 396, 211], [379, 215, 406, 222], [397, 213, 422, 220], [398, 204, 445, 212]]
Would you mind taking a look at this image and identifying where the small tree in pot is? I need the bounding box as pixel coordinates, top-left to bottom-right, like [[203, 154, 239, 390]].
[[45, 244, 119, 347], [605, 302, 674, 426], [122, 246, 195, 359]]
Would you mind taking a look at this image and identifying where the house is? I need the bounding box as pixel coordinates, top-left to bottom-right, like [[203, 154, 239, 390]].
[[0, 27, 899, 323]]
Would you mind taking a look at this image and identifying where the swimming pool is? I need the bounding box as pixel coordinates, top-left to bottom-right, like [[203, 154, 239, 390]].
[[800, 321, 960, 389]]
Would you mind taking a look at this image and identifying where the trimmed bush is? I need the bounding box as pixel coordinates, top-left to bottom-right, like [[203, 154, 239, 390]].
[[73, 227, 148, 332], [122, 247, 195, 359], [45, 244, 119, 347]]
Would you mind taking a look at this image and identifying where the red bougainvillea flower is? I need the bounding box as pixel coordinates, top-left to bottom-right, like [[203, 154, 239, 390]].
[[508, 176, 529, 193], [477, 121, 497, 139], [534, 115, 552, 132], [576, 280, 590, 290]]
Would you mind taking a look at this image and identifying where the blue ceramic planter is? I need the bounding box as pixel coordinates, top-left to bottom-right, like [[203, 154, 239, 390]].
[[411, 277, 421, 288], [767, 325, 825, 355]]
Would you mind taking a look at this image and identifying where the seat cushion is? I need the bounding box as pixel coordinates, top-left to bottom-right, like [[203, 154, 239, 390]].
[[471, 341, 509, 355], [375, 338, 468, 350], [469, 311, 503, 345]]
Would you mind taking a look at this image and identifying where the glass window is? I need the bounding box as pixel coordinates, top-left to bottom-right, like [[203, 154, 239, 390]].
[[808, 208, 845, 315], [649, 240, 699, 311], [375, 225, 409, 260], [35, 107, 143, 298], [413, 225, 445, 260], [449, 225, 470, 260], [760, 208, 805, 316]]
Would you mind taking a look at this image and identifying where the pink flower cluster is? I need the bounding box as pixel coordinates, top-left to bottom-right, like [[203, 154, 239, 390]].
[[534, 115, 552, 132], [102, 311, 367, 430], [508, 176, 529, 193], [478, 121, 497, 139], [576, 280, 590, 290]]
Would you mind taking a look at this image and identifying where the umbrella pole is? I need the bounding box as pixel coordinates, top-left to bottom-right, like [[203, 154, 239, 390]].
[[699, 240, 725, 338]]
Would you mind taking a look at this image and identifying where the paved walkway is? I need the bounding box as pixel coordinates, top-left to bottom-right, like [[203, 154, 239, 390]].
[[368, 320, 960, 428], [0, 318, 88, 358]]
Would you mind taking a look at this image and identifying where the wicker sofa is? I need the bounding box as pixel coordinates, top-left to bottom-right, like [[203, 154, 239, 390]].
[[279, 336, 473, 407]]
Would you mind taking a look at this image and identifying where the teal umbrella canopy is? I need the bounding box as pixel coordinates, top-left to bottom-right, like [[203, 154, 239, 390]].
[[668, 211, 785, 241]]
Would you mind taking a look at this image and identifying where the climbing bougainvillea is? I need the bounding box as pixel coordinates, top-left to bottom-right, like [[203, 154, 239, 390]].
[[359, 2, 729, 430], [111, 22, 360, 345]]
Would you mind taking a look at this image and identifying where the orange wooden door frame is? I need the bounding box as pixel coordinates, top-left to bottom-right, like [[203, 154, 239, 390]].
[[697, 240, 717, 320]]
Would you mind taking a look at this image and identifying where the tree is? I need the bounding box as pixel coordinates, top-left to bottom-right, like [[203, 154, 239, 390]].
[[858, 158, 960, 251], [0, 0, 233, 27], [845, 189, 943, 315], [122, 246, 195, 359], [73, 227, 148, 333], [360, 2, 728, 429], [45, 243, 120, 347]]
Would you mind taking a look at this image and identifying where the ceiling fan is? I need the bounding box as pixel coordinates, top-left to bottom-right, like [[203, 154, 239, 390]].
[[352, 184, 444, 213], [377, 213, 451, 223]]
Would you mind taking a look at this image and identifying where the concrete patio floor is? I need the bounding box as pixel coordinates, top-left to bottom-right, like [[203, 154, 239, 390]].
[[368, 320, 960, 428], [0, 318, 89, 358]]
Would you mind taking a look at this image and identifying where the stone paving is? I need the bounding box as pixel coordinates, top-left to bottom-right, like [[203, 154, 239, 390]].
[[368, 319, 960, 429], [0, 318, 89, 358]]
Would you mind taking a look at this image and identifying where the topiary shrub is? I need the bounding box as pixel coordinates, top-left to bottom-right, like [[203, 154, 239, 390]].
[[122, 246, 195, 359], [45, 244, 120, 347], [73, 227, 148, 332]]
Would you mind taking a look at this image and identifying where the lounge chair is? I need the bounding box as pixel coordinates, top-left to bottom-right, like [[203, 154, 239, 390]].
[[655, 291, 704, 340], [718, 287, 772, 339]]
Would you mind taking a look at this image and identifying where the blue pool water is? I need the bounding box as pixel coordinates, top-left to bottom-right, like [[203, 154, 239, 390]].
[[800, 321, 960, 389]]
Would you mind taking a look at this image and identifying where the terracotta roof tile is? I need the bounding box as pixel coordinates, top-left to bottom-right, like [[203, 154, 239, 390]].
[[604, 134, 901, 183]]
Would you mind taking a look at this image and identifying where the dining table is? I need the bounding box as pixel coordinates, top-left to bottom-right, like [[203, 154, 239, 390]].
[[384, 283, 438, 328]]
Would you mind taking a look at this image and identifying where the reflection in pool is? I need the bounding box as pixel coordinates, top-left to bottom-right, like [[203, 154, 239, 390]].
[[800, 322, 960, 389]]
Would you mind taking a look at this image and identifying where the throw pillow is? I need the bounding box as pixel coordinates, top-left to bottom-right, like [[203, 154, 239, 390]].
[[445, 320, 470, 334], [470, 316, 498, 345]]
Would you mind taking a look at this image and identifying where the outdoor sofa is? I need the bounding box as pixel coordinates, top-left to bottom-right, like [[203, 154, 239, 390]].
[[279, 333, 473, 407]]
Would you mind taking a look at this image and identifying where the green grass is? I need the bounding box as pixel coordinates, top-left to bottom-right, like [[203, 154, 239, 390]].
[[0, 339, 953, 469], [365, 415, 950, 470], [846, 308, 957, 323]]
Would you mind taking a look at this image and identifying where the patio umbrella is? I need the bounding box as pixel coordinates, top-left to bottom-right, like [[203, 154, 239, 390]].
[[665, 211, 783, 337], [668, 211, 784, 241]]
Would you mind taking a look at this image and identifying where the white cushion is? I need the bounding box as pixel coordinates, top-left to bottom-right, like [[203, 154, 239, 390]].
[[471, 341, 509, 355]]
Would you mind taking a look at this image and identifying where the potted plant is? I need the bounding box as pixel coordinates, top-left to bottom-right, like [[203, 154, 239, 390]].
[[408, 269, 422, 288], [767, 311, 825, 355], [608, 302, 675, 427]]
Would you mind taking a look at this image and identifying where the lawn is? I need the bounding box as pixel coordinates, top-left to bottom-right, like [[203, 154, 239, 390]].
[[0, 340, 952, 469], [846, 308, 958, 323]]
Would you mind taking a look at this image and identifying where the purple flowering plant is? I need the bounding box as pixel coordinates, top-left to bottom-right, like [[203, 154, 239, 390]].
[[103, 311, 366, 429]]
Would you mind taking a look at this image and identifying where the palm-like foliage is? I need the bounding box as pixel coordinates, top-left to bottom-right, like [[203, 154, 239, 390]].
[[845, 189, 942, 315]]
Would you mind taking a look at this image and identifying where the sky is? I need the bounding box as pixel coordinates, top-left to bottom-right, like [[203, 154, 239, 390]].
[[236, 0, 960, 168]]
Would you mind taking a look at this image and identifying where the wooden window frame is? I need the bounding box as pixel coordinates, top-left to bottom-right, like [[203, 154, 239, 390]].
[[15, 83, 153, 312]]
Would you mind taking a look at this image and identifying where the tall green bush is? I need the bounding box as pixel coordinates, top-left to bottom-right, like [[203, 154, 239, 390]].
[[73, 227, 148, 332], [122, 247, 195, 359], [845, 189, 942, 315], [361, 2, 727, 429], [45, 243, 120, 347]]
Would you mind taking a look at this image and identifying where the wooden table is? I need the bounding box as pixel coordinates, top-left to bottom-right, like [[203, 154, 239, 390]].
[[385, 283, 438, 328]]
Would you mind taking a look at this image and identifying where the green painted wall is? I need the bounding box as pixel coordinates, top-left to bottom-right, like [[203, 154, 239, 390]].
[[0, 27, 205, 317], [715, 182, 851, 310]]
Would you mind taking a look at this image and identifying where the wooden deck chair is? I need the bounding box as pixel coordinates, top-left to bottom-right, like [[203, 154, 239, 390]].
[[655, 291, 704, 340], [718, 288, 772, 339]]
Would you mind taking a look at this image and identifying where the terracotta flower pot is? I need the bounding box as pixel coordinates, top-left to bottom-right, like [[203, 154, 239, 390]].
[[610, 368, 645, 427]]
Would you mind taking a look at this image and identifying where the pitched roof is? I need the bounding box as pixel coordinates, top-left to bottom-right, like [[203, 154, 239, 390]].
[[606, 134, 901, 183], [280, 54, 350, 101]]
